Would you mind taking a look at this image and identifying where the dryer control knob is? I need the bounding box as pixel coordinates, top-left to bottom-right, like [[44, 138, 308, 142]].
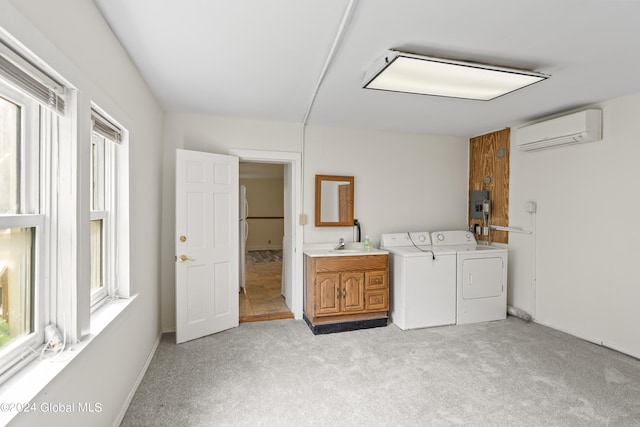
[[436, 233, 444, 241]]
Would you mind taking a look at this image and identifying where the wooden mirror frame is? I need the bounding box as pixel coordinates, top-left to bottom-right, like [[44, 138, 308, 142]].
[[315, 175, 354, 227]]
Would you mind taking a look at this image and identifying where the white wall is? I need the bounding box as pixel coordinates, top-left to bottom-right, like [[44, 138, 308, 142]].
[[1, 0, 164, 425], [303, 125, 469, 246], [161, 115, 468, 330], [241, 178, 285, 250], [509, 92, 640, 359]]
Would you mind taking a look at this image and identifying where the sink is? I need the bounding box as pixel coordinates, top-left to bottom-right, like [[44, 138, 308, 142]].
[[303, 245, 388, 257], [345, 243, 365, 250]]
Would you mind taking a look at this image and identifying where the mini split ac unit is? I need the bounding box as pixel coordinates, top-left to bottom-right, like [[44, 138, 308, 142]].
[[514, 109, 602, 152]]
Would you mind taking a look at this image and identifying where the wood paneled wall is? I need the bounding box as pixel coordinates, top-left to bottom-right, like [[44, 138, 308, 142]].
[[468, 128, 510, 244]]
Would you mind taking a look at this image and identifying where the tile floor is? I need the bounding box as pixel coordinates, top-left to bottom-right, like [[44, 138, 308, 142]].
[[239, 253, 293, 322]]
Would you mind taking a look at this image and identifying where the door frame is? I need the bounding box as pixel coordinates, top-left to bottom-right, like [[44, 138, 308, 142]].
[[229, 149, 303, 319]]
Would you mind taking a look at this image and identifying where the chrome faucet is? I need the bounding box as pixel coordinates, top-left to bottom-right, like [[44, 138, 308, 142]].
[[335, 237, 345, 250]]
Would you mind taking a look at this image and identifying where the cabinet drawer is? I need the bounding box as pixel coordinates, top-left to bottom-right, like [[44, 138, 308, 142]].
[[365, 271, 387, 289], [365, 290, 388, 311], [313, 255, 388, 273]]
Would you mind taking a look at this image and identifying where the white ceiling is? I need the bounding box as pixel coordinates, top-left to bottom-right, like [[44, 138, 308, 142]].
[[95, 0, 640, 138]]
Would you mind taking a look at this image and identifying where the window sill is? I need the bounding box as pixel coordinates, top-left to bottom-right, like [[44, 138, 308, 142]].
[[0, 295, 137, 426]]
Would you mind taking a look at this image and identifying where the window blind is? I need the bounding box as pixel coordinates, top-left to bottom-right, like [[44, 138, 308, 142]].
[[0, 40, 66, 115], [91, 109, 123, 143]]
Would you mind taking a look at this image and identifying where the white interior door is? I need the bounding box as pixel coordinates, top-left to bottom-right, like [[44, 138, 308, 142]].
[[176, 149, 239, 344]]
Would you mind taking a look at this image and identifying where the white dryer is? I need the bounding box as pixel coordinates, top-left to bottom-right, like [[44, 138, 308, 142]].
[[380, 232, 457, 330], [431, 230, 508, 325]]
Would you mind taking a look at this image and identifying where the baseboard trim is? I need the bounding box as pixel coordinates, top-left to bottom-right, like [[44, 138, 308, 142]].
[[532, 318, 640, 361], [113, 332, 162, 427]]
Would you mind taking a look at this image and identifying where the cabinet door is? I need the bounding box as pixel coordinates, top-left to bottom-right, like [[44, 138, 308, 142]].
[[315, 273, 341, 315], [341, 272, 365, 312]]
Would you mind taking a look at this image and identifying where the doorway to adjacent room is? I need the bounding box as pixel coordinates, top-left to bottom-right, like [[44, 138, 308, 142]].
[[238, 161, 293, 322]]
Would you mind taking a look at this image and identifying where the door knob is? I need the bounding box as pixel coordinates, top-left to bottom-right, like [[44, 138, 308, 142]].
[[178, 254, 195, 262]]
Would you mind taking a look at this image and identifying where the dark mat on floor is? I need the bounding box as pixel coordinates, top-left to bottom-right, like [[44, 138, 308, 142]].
[[247, 250, 282, 263]]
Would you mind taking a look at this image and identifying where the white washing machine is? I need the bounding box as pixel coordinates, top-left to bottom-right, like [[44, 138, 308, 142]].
[[380, 232, 457, 330], [431, 230, 508, 325]]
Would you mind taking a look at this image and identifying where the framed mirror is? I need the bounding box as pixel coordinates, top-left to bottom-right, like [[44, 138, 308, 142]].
[[315, 175, 354, 227]]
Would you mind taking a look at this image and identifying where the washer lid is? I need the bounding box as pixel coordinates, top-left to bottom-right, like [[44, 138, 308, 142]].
[[381, 232, 459, 255], [382, 232, 457, 255], [383, 245, 433, 257], [384, 245, 456, 257]]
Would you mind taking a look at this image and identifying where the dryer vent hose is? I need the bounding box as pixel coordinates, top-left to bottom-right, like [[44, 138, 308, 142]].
[[507, 305, 532, 322]]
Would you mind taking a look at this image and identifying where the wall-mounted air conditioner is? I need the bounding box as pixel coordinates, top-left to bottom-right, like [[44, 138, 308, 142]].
[[514, 109, 602, 152]]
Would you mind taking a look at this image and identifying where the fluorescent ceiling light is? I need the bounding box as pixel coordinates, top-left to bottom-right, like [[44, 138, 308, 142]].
[[363, 51, 548, 101]]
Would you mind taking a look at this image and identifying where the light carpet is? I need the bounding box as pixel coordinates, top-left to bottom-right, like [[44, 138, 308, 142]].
[[121, 317, 640, 426]]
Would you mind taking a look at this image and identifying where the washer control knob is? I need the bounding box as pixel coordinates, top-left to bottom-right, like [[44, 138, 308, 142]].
[[418, 234, 426, 242]]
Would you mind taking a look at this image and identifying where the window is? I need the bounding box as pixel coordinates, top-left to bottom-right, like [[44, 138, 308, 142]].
[[0, 82, 44, 375], [0, 28, 130, 388], [0, 37, 68, 381], [90, 109, 123, 309]]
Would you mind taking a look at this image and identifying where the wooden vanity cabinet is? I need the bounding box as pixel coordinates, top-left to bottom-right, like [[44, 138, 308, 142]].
[[304, 254, 389, 333]]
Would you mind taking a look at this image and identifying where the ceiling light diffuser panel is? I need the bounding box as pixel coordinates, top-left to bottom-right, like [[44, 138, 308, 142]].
[[363, 51, 548, 101]]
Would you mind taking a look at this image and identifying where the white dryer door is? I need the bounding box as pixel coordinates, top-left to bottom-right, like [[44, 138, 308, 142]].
[[461, 257, 504, 299]]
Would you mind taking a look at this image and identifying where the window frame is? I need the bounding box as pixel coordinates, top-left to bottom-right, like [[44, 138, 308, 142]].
[[89, 108, 122, 311], [90, 133, 108, 307], [0, 29, 78, 383], [0, 80, 48, 379], [0, 28, 131, 387]]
